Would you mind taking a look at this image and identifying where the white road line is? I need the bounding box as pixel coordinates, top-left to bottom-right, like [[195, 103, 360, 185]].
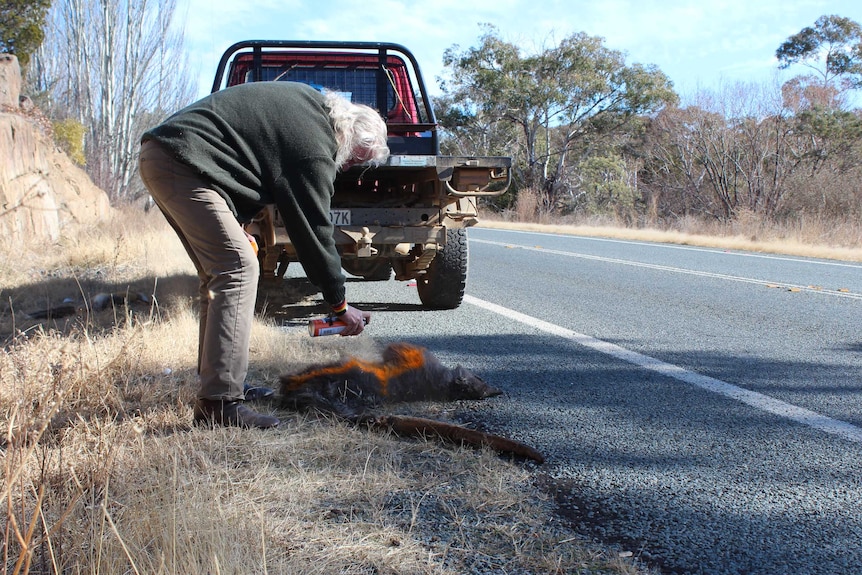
[[478, 228, 862, 269], [464, 294, 862, 444], [472, 238, 862, 300]]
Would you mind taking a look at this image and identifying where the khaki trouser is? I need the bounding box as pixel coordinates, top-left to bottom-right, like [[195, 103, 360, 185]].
[[138, 140, 258, 401]]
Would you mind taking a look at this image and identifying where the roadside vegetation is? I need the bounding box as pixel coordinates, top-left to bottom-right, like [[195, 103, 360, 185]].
[[4, 5, 862, 229], [3, 4, 862, 574], [3, 204, 860, 573], [437, 16, 862, 240], [1, 209, 653, 574], [482, 211, 862, 263]]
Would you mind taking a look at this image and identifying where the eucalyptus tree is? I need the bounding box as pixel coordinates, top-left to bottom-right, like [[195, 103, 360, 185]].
[[776, 14, 862, 111], [0, 0, 51, 67], [777, 14, 862, 90], [437, 24, 677, 212]]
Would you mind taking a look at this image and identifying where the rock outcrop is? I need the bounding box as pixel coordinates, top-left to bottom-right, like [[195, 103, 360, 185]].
[[0, 54, 112, 243]]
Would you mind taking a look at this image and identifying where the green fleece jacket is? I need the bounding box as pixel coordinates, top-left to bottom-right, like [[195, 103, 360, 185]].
[[142, 81, 346, 306]]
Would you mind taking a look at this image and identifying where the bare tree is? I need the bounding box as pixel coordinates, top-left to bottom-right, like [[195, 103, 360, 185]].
[[31, 0, 195, 202], [638, 80, 862, 223]]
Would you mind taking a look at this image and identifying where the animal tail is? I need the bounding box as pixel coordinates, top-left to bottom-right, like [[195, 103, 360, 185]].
[[364, 415, 545, 464]]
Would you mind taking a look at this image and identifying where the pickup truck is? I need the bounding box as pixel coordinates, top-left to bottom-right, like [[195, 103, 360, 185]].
[[211, 40, 511, 309]]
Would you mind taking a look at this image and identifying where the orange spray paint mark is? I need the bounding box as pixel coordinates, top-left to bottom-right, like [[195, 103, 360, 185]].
[[284, 344, 427, 397]]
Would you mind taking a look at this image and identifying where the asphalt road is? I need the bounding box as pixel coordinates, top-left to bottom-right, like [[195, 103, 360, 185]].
[[283, 226, 862, 575]]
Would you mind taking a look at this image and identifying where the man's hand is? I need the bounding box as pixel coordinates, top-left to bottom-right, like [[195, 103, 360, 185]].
[[339, 305, 371, 336]]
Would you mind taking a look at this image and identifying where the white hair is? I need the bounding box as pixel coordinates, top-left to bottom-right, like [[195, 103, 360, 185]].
[[323, 91, 390, 168]]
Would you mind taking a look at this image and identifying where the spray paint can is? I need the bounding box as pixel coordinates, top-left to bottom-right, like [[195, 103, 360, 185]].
[[307, 316, 367, 337], [244, 231, 259, 255]]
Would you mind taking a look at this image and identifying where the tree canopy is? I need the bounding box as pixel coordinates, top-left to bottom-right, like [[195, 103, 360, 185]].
[[0, 0, 51, 66], [776, 14, 862, 89], [437, 24, 677, 212]]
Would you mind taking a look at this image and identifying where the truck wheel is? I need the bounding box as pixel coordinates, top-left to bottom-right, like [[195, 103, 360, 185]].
[[361, 261, 393, 281], [343, 259, 392, 281], [417, 228, 468, 309]]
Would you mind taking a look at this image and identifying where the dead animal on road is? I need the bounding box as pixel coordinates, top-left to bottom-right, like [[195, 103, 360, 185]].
[[280, 342, 544, 463]]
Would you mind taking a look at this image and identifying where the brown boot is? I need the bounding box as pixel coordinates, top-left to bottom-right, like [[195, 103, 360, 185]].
[[193, 399, 280, 429]]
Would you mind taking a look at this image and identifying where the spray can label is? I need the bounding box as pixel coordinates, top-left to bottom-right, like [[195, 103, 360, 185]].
[[244, 231, 259, 255], [307, 316, 367, 337], [308, 317, 349, 337]]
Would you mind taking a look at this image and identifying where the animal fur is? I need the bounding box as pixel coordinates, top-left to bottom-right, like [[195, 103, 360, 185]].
[[280, 342, 502, 417], [280, 343, 544, 463]]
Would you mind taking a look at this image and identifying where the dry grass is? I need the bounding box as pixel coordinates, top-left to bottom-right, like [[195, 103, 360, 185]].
[[480, 216, 862, 262], [1, 208, 647, 574]]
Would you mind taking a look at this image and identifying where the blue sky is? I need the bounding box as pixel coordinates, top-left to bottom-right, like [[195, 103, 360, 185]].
[[180, 0, 862, 104]]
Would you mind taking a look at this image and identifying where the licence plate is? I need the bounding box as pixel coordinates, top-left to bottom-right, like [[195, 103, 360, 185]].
[[330, 210, 351, 225]]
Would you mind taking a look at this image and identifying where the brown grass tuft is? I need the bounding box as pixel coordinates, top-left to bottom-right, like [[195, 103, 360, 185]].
[[479, 216, 862, 262], [2, 207, 649, 574]]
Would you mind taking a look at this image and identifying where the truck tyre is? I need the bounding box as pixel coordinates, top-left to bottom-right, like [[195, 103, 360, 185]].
[[343, 259, 392, 281], [361, 261, 393, 281], [417, 228, 468, 309]]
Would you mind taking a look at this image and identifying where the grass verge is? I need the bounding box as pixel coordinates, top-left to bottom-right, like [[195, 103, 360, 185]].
[[479, 217, 862, 262], [1, 208, 649, 574]]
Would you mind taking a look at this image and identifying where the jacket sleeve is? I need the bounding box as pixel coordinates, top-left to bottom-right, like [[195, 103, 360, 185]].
[[272, 157, 346, 306]]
